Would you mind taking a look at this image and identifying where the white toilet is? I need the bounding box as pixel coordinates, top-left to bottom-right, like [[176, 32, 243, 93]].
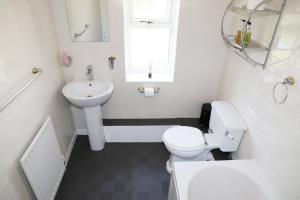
[[162, 101, 247, 173]]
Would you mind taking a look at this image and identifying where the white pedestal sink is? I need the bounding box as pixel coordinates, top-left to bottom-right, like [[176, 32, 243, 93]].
[[62, 80, 113, 151]]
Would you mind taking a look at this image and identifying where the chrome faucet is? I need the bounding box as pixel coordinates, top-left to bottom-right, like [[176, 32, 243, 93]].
[[86, 65, 94, 81]]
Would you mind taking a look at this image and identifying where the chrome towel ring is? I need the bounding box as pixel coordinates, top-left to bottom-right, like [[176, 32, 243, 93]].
[[272, 76, 295, 104]]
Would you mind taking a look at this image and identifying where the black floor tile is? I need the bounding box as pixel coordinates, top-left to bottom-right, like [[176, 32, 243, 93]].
[[212, 149, 232, 160], [55, 118, 230, 200], [55, 137, 170, 200]]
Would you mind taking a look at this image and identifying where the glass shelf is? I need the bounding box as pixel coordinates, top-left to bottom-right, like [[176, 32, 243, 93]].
[[223, 34, 268, 52], [228, 6, 280, 18], [221, 0, 286, 68]]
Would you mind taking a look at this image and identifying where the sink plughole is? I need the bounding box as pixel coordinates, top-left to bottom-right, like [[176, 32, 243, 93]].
[[62, 80, 114, 151]]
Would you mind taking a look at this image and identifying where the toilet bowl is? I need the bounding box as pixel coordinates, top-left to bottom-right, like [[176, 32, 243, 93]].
[[162, 101, 247, 173], [163, 126, 206, 159], [163, 126, 218, 173]]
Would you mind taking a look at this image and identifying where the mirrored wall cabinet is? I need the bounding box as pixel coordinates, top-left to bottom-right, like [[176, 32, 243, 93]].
[[65, 0, 110, 42], [221, 0, 286, 68]]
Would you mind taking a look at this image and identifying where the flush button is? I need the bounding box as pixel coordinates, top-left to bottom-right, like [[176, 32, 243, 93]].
[[225, 131, 235, 140]]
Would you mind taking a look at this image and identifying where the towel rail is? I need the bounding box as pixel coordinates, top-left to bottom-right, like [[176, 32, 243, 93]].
[[0, 67, 43, 112]]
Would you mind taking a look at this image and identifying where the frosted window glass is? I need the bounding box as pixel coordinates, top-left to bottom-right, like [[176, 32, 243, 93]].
[[130, 0, 171, 21], [129, 28, 171, 69]]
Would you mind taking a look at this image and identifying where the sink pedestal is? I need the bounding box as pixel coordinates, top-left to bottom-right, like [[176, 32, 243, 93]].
[[83, 106, 105, 151], [62, 80, 113, 151]]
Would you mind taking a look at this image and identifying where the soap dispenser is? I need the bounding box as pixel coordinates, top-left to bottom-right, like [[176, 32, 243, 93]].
[[235, 19, 246, 45], [244, 21, 252, 48]]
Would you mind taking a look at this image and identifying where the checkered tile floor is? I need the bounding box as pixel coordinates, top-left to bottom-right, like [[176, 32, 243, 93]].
[[55, 136, 170, 200]]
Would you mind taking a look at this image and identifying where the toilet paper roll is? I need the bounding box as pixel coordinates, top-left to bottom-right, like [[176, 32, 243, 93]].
[[144, 87, 155, 97]]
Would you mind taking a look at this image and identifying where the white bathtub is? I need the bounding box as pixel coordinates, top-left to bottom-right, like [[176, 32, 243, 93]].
[[169, 160, 278, 200]]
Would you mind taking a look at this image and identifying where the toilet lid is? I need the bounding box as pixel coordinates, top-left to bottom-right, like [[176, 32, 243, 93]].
[[163, 126, 205, 150]]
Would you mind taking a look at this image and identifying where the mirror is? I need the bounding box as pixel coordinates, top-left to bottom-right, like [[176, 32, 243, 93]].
[[65, 0, 110, 42]]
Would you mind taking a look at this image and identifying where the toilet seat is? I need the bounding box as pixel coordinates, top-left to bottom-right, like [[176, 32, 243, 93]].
[[163, 126, 205, 151]]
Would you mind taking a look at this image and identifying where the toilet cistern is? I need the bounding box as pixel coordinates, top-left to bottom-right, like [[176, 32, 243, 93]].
[[162, 101, 247, 173], [86, 65, 94, 81]]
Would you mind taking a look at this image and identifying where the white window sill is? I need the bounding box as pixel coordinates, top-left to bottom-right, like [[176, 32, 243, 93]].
[[126, 73, 174, 82]]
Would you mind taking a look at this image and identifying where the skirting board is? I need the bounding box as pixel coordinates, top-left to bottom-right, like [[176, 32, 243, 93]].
[[76, 125, 176, 142], [64, 131, 77, 164], [76, 129, 88, 135]]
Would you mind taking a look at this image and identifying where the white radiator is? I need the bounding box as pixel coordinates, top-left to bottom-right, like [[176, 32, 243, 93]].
[[20, 117, 66, 200]]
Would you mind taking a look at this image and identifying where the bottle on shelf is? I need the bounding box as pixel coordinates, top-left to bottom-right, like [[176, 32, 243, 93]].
[[244, 21, 252, 48], [235, 19, 246, 45]]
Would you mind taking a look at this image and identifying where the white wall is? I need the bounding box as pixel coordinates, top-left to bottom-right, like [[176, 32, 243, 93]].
[[0, 0, 75, 199], [220, 0, 300, 199], [52, 0, 230, 120]]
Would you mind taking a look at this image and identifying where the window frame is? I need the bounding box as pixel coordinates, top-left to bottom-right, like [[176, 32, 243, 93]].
[[124, 0, 179, 82], [129, 0, 173, 24]]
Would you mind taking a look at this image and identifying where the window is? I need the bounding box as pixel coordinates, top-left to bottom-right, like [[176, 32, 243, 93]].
[[124, 0, 179, 82]]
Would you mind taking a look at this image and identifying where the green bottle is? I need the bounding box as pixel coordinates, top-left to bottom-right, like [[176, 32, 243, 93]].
[[244, 21, 252, 48]]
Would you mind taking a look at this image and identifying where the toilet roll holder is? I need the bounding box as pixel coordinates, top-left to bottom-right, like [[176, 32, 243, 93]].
[[138, 87, 160, 94]]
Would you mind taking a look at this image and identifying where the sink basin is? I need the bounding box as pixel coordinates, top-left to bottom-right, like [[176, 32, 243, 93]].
[[62, 80, 113, 151], [62, 80, 113, 108]]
